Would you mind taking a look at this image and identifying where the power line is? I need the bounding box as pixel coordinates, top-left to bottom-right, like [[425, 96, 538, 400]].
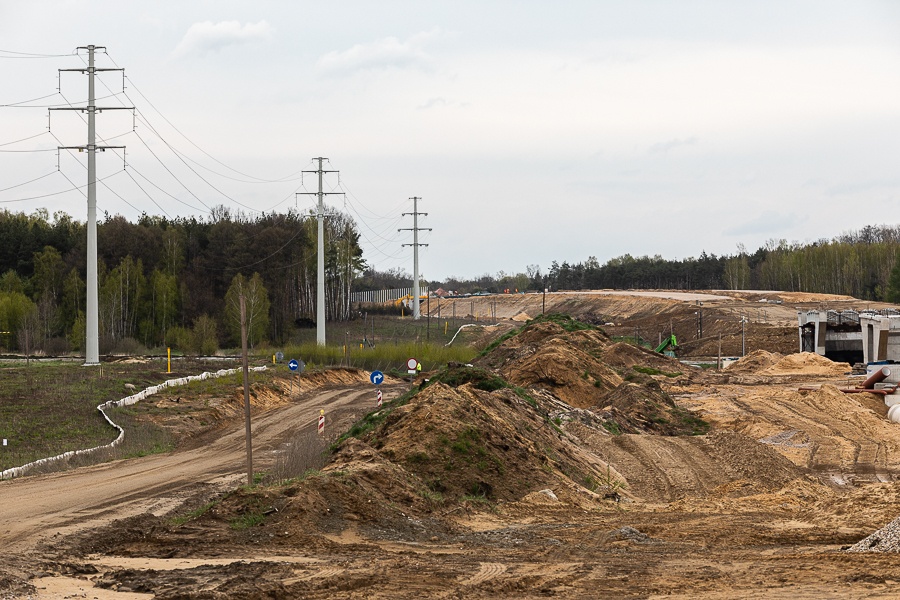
[[0, 171, 58, 193], [2, 92, 122, 108], [106, 50, 304, 185], [124, 161, 210, 213], [0, 169, 119, 204], [0, 131, 50, 147], [0, 49, 75, 58], [131, 129, 212, 212], [113, 168, 168, 217], [131, 116, 265, 213], [0, 92, 60, 107], [0, 148, 56, 153]]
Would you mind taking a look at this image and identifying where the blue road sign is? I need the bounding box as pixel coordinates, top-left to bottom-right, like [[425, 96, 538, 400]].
[[370, 370, 384, 385], [289, 359, 299, 371]]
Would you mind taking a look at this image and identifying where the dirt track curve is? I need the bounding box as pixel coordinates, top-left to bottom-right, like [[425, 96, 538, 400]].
[[0, 385, 381, 553]]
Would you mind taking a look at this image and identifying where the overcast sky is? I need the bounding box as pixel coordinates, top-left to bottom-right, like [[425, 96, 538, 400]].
[[2, 1, 900, 282]]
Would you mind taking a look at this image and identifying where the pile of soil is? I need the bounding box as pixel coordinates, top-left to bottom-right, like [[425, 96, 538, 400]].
[[479, 320, 622, 409], [357, 381, 608, 504], [725, 349, 783, 372], [762, 352, 851, 376], [598, 380, 709, 436]]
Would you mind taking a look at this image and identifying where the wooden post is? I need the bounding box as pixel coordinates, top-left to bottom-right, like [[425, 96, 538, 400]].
[[717, 333, 722, 370], [241, 295, 253, 486]]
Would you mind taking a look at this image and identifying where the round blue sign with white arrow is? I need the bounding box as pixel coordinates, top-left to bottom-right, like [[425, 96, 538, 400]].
[[370, 370, 384, 385], [288, 359, 299, 371]]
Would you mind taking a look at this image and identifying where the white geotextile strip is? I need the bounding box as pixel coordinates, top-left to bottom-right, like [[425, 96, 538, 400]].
[[445, 323, 500, 347], [0, 365, 268, 481]]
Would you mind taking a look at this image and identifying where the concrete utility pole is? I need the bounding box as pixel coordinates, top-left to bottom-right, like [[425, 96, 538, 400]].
[[399, 197, 432, 320], [240, 295, 252, 486], [53, 45, 131, 365], [299, 158, 343, 346]]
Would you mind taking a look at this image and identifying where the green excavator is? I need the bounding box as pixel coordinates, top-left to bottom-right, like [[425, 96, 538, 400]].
[[655, 334, 678, 358]]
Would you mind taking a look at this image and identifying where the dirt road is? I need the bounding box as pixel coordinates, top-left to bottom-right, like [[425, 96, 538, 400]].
[[0, 385, 382, 553]]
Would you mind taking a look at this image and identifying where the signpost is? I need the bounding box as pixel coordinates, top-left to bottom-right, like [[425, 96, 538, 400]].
[[288, 359, 304, 395], [376, 389, 383, 408], [406, 358, 419, 390], [318, 409, 325, 435]]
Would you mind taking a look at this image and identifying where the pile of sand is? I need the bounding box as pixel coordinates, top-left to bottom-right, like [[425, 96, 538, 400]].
[[724, 350, 783, 373], [500, 338, 623, 408], [359, 381, 615, 504], [762, 352, 851, 376]]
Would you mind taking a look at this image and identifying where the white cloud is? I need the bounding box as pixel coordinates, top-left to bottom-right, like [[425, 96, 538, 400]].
[[316, 29, 442, 76], [172, 20, 272, 58]]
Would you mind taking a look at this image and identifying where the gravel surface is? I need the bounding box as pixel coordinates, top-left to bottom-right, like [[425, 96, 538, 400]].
[[847, 515, 900, 552]]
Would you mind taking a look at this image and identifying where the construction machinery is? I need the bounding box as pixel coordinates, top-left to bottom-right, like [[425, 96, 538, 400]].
[[655, 334, 678, 358]]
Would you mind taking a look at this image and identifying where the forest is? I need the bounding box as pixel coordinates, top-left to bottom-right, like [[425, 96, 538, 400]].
[[0, 207, 363, 354], [2, 206, 900, 355]]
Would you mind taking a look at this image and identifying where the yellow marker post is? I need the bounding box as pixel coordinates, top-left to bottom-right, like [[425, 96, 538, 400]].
[[167, 347, 171, 373]]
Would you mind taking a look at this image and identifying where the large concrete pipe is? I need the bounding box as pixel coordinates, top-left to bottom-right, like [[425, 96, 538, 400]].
[[860, 367, 892, 389], [889, 403, 900, 424]]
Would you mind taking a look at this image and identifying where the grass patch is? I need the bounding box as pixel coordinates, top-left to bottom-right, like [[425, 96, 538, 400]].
[[230, 511, 266, 530], [428, 365, 508, 392], [450, 427, 481, 454], [632, 365, 682, 378], [602, 420, 622, 435], [278, 340, 477, 374], [0, 358, 252, 473], [673, 408, 711, 436], [331, 387, 419, 450], [479, 312, 600, 358], [171, 501, 218, 526]]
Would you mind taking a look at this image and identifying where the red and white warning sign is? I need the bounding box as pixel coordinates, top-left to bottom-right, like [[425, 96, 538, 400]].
[[407, 357, 419, 374], [376, 389, 383, 408], [317, 410, 325, 435]]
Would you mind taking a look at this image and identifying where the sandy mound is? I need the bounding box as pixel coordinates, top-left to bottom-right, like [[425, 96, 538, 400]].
[[762, 352, 851, 376], [476, 318, 620, 409], [725, 350, 783, 373], [598, 381, 709, 436], [511, 311, 531, 322], [499, 338, 623, 408], [361, 381, 609, 503]]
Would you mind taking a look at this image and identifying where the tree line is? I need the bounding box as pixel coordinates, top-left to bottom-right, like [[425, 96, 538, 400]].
[[4, 207, 900, 355], [360, 224, 900, 302], [0, 207, 364, 354]]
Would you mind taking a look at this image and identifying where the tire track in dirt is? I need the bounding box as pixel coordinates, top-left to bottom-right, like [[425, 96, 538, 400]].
[[586, 435, 731, 502], [458, 561, 507, 586], [689, 383, 900, 483]]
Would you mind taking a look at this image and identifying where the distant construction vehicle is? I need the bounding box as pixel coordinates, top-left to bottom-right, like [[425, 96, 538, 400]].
[[656, 334, 678, 357], [395, 293, 429, 309]]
